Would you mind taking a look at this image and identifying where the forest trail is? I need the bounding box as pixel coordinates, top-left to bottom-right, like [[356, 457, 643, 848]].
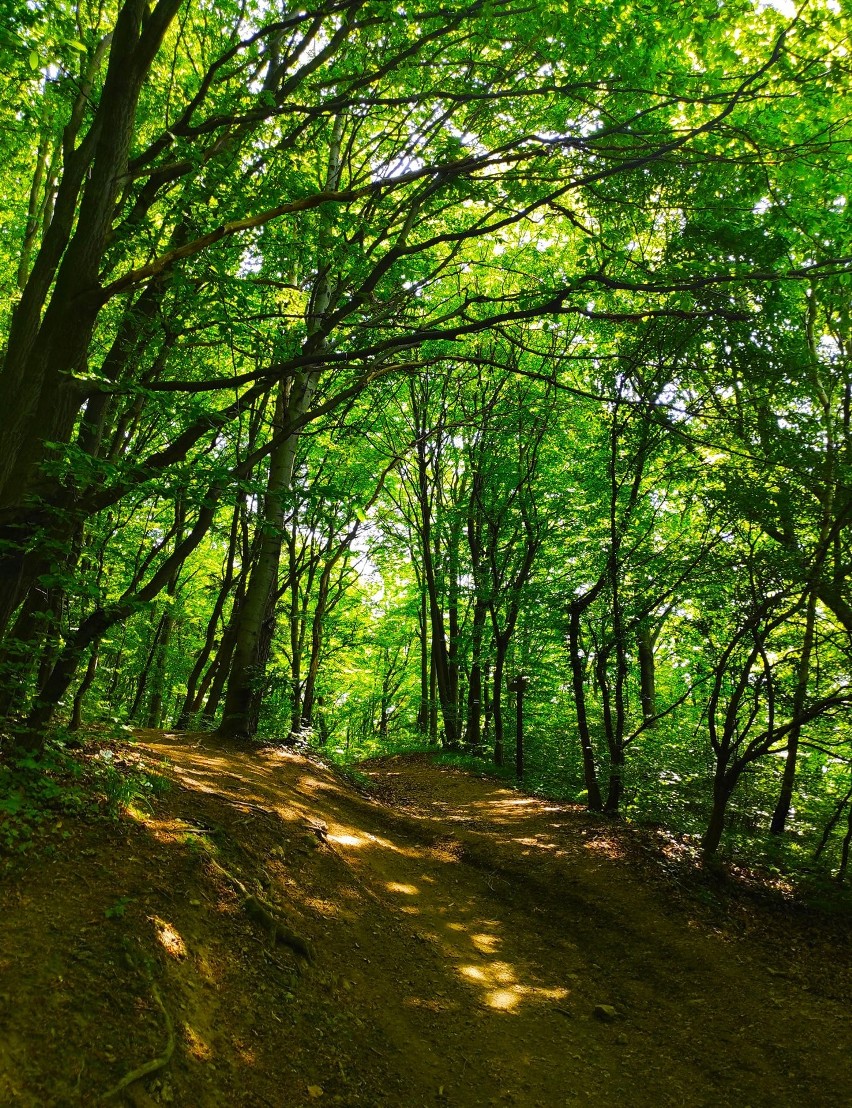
[[1, 734, 851, 1107]]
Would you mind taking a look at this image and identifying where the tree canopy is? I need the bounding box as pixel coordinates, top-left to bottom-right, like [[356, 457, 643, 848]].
[[1, 0, 850, 870]]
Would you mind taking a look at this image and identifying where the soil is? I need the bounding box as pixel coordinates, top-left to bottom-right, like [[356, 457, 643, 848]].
[[1, 731, 851, 1107]]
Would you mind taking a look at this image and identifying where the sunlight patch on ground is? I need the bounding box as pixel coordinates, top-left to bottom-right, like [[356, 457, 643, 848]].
[[386, 882, 419, 895], [182, 1024, 212, 1061], [515, 836, 556, 849], [460, 961, 569, 1012], [151, 916, 187, 959], [329, 833, 367, 847], [470, 932, 501, 954], [461, 961, 515, 985]]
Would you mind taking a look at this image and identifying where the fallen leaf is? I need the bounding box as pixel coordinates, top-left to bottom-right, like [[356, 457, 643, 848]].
[[307, 1086, 324, 1099]]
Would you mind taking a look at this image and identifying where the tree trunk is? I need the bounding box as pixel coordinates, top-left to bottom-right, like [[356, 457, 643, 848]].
[[0, 1, 182, 634], [637, 621, 656, 727], [129, 612, 166, 721], [492, 640, 506, 767], [702, 770, 736, 856], [70, 643, 100, 732], [218, 114, 343, 740], [770, 587, 817, 834], [465, 596, 487, 749], [417, 581, 429, 735], [568, 604, 603, 811], [605, 747, 625, 813]]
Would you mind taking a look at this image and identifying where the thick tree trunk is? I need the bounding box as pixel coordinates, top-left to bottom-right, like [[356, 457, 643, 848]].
[[0, 2, 182, 635]]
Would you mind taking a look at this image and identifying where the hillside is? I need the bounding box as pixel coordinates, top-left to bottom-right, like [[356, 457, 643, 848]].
[[1, 732, 850, 1107]]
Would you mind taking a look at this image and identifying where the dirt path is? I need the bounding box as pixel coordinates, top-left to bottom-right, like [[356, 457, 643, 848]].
[[2, 736, 850, 1107]]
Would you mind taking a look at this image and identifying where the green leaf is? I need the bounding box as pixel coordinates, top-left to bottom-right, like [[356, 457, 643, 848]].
[[28, 50, 38, 70]]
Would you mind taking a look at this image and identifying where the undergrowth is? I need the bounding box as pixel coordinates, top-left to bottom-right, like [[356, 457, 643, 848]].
[[0, 728, 171, 863]]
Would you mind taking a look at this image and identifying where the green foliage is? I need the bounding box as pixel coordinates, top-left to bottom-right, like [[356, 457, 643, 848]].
[[104, 894, 133, 920], [0, 0, 851, 890], [0, 742, 84, 856]]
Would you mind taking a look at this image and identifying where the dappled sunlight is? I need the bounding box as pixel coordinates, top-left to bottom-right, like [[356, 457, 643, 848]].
[[470, 932, 501, 955], [138, 735, 581, 1024], [152, 916, 187, 959], [584, 837, 625, 860], [386, 882, 419, 895], [182, 1024, 213, 1062], [461, 960, 515, 985], [459, 961, 569, 1012], [330, 827, 422, 858]]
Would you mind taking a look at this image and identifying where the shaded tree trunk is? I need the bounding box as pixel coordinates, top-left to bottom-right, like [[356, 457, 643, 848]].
[[568, 603, 604, 811], [770, 587, 817, 834]]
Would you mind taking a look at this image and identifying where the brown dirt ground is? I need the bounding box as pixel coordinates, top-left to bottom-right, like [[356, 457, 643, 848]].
[[1, 731, 851, 1107]]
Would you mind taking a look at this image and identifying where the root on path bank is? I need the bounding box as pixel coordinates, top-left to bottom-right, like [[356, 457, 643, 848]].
[[207, 855, 315, 963], [99, 982, 175, 1103]]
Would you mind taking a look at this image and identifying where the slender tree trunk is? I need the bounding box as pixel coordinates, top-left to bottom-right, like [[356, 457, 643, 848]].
[[568, 604, 603, 811], [145, 594, 177, 729], [417, 456, 461, 746], [770, 587, 818, 834], [70, 644, 100, 732], [637, 622, 656, 727], [288, 528, 303, 733], [703, 767, 736, 856], [201, 622, 239, 723], [218, 115, 344, 740], [492, 639, 507, 767], [129, 611, 165, 720], [18, 483, 219, 747], [417, 583, 429, 735], [514, 680, 525, 779], [465, 598, 487, 749]]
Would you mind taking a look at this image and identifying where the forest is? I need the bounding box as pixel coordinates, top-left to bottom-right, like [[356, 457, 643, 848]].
[[1, 0, 851, 877]]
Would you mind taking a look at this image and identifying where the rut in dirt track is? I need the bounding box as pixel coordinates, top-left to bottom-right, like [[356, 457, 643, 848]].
[[147, 737, 852, 1108]]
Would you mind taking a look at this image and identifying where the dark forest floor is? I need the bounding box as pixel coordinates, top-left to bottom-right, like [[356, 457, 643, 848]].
[[1, 731, 851, 1106]]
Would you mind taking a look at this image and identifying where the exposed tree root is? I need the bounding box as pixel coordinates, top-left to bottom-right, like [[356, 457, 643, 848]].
[[244, 894, 315, 961], [208, 856, 314, 963], [99, 983, 175, 1103]]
